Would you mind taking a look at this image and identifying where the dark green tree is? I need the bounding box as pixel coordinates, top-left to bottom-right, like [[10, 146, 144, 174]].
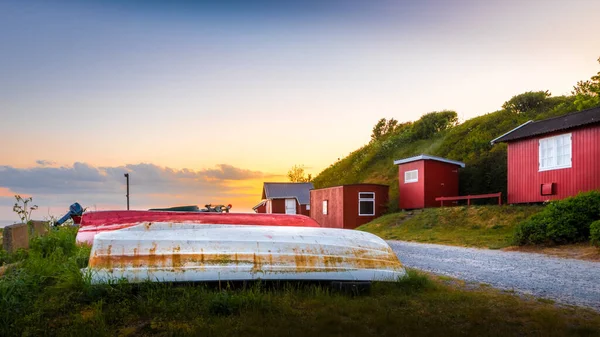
[[502, 91, 551, 114]]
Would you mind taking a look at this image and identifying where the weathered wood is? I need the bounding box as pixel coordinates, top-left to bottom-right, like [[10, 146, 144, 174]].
[[2, 223, 29, 253], [30, 220, 49, 237], [436, 192, 502, 207]]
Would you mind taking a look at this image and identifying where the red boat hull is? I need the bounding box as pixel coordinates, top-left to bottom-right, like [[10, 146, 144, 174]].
[[76, 210, 321, 244]]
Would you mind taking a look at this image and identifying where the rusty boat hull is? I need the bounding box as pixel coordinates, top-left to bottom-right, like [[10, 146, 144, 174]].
[[85, 223, 405, 284]]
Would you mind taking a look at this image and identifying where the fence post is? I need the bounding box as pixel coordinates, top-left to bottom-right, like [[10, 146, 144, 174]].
[[2, 223, 29, 253]]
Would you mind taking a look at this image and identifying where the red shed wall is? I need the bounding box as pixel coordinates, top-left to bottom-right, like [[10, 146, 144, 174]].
[[423, 160, 461, 207], [299, 204, 310, 217], [310, 187, 345, 228], [254, 204, 267, 213], [267, 199, 308, 215], [507, 125, 600, 203], [342, 185, 389, 229], [269, 199, 285, 214], [398, 161, 425, 209]]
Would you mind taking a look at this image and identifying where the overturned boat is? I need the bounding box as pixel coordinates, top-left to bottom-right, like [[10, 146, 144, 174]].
[[85, 222, 405, 284], [56, 204, 405, 283]]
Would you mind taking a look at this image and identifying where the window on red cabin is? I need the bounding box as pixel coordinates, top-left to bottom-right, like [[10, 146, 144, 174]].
[[359, 192, 375, 216], [539, 133, 572, 171]]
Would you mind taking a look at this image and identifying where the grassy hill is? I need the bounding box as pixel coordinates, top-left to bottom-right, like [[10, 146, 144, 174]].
[[312, 93, 582, 211], [357, 205, 544, 249]]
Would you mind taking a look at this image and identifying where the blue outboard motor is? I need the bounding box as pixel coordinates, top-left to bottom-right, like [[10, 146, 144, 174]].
[[55, 202, 84, 226]]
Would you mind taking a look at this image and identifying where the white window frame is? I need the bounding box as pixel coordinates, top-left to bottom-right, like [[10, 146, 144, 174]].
[[404, 170, 418, 183], [539, 133, 572, 172], [306, 204, 310, 211], [322, 200, 328, 215], [358, 192, 375, 216]]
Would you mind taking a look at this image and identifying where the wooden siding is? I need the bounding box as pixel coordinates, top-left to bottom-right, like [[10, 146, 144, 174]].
[[342, 185, 389, 229], [398, 161, 425, 209], [507, 124, 600, 203], [423, 160, 461, 207], [265, 198, 308, 215], [310, 186, 345, 228]]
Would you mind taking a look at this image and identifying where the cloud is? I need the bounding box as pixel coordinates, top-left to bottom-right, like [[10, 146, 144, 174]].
[[35, 160, 56, 166], [0, 162, 281, 219]]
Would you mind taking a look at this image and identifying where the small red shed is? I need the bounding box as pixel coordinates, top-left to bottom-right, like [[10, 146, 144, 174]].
[[491, 106, 600, 204], [394, 155, 465, 209], [252, 182, 313, 216], [310, 184, 389, 229]]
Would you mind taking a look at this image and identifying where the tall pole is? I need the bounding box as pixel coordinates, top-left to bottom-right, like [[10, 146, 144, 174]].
[[124, 173, 130, 210]]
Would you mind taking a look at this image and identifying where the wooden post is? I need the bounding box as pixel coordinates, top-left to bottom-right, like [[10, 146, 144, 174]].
[[2, 223, 29, 253]]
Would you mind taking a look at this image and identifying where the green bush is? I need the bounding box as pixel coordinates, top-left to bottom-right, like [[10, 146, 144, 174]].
[[591, 220, 600, 246], [514, 190, 600, 245]]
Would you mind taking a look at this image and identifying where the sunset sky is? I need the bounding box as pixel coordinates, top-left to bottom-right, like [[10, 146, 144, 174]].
[[1, 0, 599, 223]]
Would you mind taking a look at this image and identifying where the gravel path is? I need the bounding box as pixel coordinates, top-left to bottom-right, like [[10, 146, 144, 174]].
[[388, 240, 600, 311]]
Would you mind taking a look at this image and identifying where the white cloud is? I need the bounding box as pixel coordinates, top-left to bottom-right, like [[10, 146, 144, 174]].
[[0, 162, 282, 221]]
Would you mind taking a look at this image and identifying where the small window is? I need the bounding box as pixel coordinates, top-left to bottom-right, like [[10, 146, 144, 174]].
[[306, 204, 310, 210], [404, 170, 418, 183], [358, 192, 375, 216], [539, 133, 571, 171], [322, 200, 328, 215]]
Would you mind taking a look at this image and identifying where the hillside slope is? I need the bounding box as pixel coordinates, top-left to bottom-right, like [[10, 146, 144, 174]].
[[312, 93, 582, 211]]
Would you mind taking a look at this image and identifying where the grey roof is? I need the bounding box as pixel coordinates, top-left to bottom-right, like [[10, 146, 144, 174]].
[[393, 154, 465, 168], [491, 105, 600, 144], [262, 182, 314, 205]]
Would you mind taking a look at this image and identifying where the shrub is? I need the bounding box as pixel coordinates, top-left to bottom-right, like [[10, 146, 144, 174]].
[[514, 190, 600, 245], [591, 220, 600, 246]]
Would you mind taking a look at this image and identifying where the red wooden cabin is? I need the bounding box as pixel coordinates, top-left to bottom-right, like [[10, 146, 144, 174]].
[[310, 184, 389, 229], [394, 155, 465, 209], [252, 182, 312, 216], [491, 106, 600, 204]]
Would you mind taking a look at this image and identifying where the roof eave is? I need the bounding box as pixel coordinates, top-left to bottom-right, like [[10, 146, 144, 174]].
[[393, 154, 466, 168], [490, 120, 534, 145]]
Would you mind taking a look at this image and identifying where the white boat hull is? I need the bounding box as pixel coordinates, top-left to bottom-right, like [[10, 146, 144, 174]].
[[85, 223, 405, 284]]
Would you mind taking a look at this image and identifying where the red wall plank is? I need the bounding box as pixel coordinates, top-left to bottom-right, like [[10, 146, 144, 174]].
[[398, 161, 425, 209], [423, 161, 461, 207], [310, 186, 345, 228], [507, 124, 600, 203], [342, 185, 389, 229]]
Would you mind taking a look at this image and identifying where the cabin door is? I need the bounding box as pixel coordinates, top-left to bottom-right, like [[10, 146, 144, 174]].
[[285, 199, 297, 214]]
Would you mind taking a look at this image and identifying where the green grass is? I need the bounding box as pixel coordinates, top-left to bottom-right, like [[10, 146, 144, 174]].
[[358, 205, 544, 249], [2, 226, 600, 336]]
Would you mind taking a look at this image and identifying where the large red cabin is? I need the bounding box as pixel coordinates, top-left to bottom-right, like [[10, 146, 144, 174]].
[[491, 106, 600, 204]]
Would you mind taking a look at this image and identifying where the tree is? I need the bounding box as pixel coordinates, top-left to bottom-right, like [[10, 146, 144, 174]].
[[502, 91, 551, 114], [371, 118, 400, 141], [287, 165, 312, 182], [411, 110, 458, 140], [572, 57, 600, 110]]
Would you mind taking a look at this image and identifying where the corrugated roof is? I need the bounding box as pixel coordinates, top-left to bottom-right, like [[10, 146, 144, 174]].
[[262, 182, 314, 205], [393, 154, 465, 168], [491, 105, 600, 144]]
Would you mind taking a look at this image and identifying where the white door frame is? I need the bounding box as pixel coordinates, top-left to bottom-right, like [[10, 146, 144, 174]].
[[285, 198, 297, 214]]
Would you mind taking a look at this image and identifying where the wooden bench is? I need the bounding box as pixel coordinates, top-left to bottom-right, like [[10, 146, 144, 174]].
[[435, 192, 502, 207]]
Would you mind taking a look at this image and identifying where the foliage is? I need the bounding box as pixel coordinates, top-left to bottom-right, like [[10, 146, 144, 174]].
[[312, 65, 591, 208], [358, 205, 543, 249], [370, 118, 411, 141], [590, 220, 600, 247], [12, 195, 38, 224], [411, 110, 458, 140], [514, 191, 600, 245], [502, 91, 551, 114], [572, 57, 600, 110], [287, 164, 312, 183], [1, 229, 599, 336]]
